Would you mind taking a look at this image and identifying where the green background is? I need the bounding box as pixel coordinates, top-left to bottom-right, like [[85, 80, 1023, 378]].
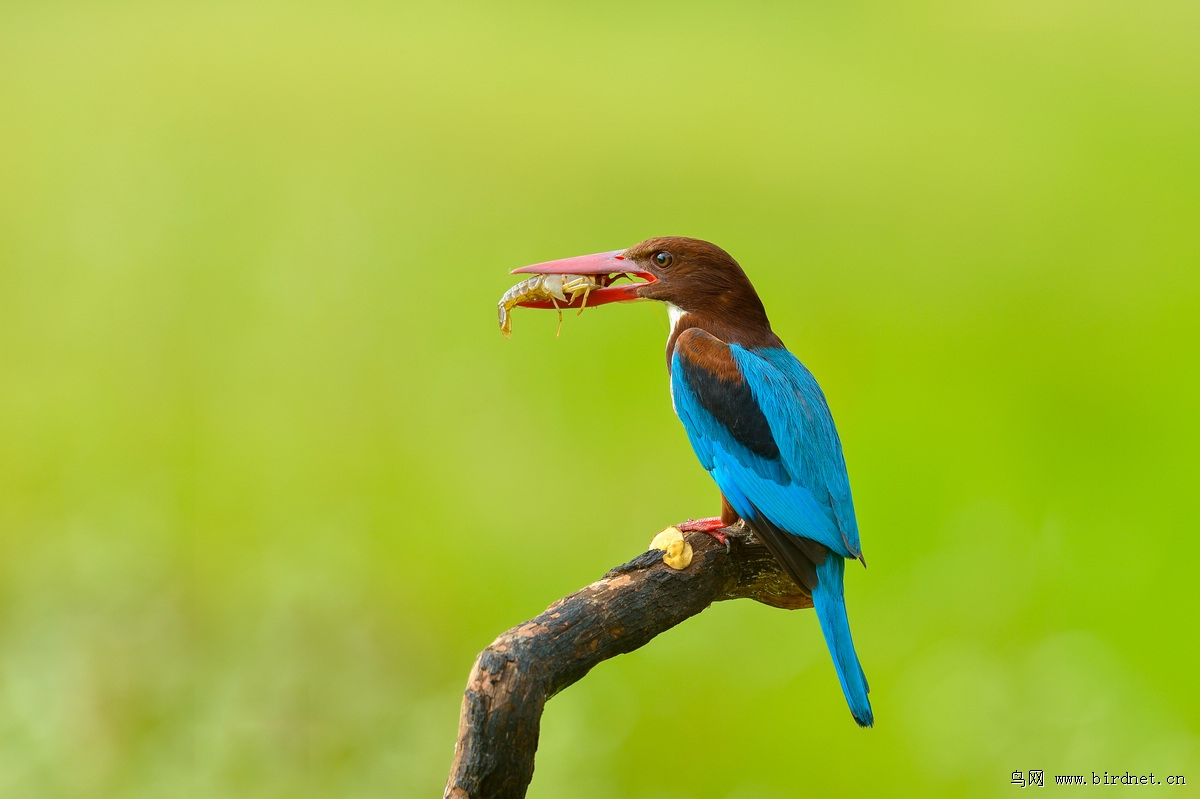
[[2, 2, 1197, 797]]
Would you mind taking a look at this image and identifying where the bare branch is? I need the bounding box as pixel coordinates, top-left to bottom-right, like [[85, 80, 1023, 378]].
[[444, 525, 809, 799]]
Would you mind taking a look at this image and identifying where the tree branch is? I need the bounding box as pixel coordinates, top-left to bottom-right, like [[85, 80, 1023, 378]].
[[443, 524, 810, 799]]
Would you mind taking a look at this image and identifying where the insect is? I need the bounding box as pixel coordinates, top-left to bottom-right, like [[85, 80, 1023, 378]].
[[497, 273, 601, 338]]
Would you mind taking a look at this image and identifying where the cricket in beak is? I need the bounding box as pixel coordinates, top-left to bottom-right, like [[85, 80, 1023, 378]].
[[498, 249, 656, 337]]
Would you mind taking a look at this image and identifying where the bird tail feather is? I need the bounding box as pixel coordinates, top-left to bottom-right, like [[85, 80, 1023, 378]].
[[813, 554, 873, 727]]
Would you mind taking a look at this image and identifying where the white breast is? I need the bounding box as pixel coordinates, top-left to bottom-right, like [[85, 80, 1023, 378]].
[[666, 303, 685, 413]]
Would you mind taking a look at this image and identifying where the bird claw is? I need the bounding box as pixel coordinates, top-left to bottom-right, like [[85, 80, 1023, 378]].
[[676, 517, 730, 549]]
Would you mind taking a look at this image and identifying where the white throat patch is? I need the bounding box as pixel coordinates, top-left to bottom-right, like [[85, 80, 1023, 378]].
[[666, 303, 685, 337]]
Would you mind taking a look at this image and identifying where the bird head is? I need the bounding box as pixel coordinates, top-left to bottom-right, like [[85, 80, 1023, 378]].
[[511, 236, 772, 336]]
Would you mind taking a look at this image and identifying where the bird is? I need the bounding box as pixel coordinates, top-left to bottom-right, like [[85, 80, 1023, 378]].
[[509, 236, 873, 728]]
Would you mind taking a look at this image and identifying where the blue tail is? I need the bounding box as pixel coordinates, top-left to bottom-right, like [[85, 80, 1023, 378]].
[[813, 554, 873, 727]]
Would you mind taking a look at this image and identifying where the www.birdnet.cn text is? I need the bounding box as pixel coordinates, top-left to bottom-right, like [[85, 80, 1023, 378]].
[[1011, 770, 1187, 787]]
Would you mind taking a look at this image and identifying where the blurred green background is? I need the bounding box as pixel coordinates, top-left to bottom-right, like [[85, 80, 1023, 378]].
[[1, 1, 1198, 797]]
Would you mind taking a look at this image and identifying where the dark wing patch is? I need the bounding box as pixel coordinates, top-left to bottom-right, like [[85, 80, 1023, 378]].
[[675, 329, 781, 462], [742, 502, 828, 594]]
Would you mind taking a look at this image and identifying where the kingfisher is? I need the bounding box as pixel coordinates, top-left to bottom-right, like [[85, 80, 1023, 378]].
[[509, 236, 873, 728]]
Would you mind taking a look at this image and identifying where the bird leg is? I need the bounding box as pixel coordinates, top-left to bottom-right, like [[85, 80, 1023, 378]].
[[677, 494, 741, 547], [676, 517, 729, 547]]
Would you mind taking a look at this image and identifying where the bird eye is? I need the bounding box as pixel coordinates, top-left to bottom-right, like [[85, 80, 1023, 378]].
[[653, 251, 673, 268]]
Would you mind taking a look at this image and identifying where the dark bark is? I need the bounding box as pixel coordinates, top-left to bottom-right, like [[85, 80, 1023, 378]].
[[443, 524, 809, 799]]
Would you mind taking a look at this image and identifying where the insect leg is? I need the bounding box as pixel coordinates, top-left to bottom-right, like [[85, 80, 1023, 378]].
[[551, 297, 563, 337]]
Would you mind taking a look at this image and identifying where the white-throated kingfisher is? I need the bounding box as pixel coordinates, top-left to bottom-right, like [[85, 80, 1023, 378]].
[[510, 236, 873, 728]]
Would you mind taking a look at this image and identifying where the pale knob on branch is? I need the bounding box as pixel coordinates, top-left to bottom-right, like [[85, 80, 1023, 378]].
[[649, 527, 693, 570]]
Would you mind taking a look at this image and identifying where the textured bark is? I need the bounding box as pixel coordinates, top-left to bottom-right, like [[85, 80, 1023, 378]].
[[443, 524, 810, 799]]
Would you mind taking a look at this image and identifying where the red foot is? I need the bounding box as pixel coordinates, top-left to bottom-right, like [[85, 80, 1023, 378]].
[[677, 517, 728, 547]]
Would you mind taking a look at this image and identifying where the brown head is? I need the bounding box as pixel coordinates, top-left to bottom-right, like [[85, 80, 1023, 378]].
[[510, 236, 780, 352]]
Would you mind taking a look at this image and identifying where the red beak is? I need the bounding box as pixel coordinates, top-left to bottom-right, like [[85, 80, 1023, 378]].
[[509, 249, 654, 310]]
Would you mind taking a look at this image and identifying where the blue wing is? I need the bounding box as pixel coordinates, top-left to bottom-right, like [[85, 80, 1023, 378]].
[[670, 328, 862, 560], [671, 327, 873, 726]]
